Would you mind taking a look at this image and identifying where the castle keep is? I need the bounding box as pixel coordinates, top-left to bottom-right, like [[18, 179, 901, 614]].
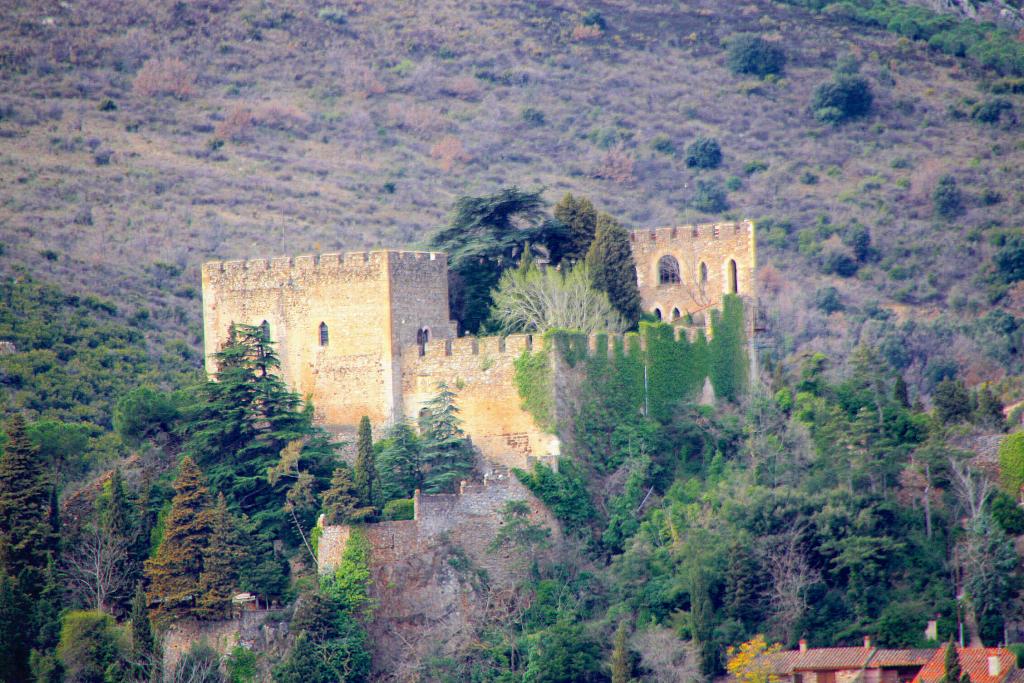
[[200, 220, 755, 467]]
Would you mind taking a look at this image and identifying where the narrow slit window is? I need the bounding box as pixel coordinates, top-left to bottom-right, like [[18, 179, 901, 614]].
[[699, 262, 708, 288], [260, 320, 270, 341], [728, 259, 738, 293], [319, 322, 329, 347]]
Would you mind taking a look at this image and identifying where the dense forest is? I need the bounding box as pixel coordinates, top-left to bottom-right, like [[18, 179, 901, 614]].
[[2, 0, 1024, 681]]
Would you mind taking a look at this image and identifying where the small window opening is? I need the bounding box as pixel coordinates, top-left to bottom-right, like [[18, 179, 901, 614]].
[[672, 307, 681, 321], [319, 322, 329, 347], [700, 262, 708, 288], [658, 255, 681, 285], [654, 308, 663, 321], [728, 259, 738, 294], [260, 320, 270, 341]]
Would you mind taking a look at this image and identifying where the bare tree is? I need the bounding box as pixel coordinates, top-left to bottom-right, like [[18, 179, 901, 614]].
[[761, 528, 820, 643], [676, 252, 713, 312], [62, 525, 133, 614], [632, 626, 701, 683], [948, 457, 991, 523]]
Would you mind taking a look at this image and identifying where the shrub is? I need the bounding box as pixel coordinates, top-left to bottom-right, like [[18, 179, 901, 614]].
[[57, 611, 122, 683], [685, 136, 722, 169], [743, 159, 769, 175], [133, 58, 196, 99], [934, 379, 971, 423], [650, 134, 676, 156], [814, 286, 843, 313], [382, 498, 414, 520], [800, 171, 818, 184], [990, 490, 1024, 535], [1000, 432, 1024, 495], [521, 107, 545, 127], [727, 35, 786, 77], [593, 143, 635, 183], [725, 175, 743, 191], [821, 251, 858, 277], [430, 136, 471, 171], [994, 236, 1024, 284], [932, 175, 963, 219], [971, 98, 1013, 124], [692, 179, 728, 213], [317, 7, 347, 25], [811, 76, 873, 124], [581, 9, 607, 30], [98, 98, 117, 112]]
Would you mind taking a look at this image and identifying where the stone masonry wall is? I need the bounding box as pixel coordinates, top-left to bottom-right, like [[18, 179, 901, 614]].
[[201, 250, 452, 428], [630, 220, 756, 321], [318, 469, 559, 677], [400, 333, 560, 470]]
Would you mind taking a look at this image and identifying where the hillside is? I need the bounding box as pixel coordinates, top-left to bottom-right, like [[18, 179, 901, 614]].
[[1, 0, 1023, 401]]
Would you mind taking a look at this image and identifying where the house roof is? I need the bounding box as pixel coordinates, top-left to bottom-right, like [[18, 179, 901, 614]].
[[912, 647, 1017, 683], [759, 648, 970, 676], [792, 648, 874, 671], [870, 650, 938, 668]]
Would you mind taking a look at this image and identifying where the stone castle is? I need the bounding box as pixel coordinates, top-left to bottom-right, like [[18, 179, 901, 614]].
[[200, 220, 755, 467], [200, 220, 755, 673]]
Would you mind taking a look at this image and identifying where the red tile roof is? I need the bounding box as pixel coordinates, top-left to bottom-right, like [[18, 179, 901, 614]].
[[871, 650, 938, 667], [912, 647, 1017, 683], [793, 648, 874, 670], [761, 648, 935, 674]]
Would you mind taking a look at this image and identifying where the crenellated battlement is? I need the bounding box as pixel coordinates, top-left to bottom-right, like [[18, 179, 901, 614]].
[[628, 220, 753, 245], [410, 333, 536, 360], [202, 249, 446, 278]]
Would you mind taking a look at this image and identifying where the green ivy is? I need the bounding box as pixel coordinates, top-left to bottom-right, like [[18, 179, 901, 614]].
[[514, 347, 556, 432], [321, 527, 373, 617]]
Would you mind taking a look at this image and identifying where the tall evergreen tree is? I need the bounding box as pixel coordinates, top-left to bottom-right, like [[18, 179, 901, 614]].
[[144, 457, 212, 625], [322, 467, 372, 525], [893, 374, 910, 408], [0, 415, 57, 586], [184, 323, 336, 543], [197, 494, 249, 619], [610, 620, 631, 683], [98, 468, 140, 614], [586, 213, 643, 326], [0, 571, 31, 683], [29, 558, 63, 683], [376, 423, 424, 502], [553, 192, 597, 262], [940, 640, 961, 683], [129, 583, 154, 665], [353, 417, 378, 511], [419, 383, 475, 493]]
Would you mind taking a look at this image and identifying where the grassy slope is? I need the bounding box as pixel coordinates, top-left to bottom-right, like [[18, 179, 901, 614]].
[[0, 0, 1022, 395]]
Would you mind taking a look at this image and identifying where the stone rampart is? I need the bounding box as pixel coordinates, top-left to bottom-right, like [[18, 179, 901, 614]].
[[400, 333, 560, 470]]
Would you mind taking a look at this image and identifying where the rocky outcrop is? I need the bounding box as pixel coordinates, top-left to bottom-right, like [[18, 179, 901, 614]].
[[906, 0, 1024, 31]]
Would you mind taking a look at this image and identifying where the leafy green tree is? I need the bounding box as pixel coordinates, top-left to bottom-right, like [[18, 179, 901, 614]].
[[727, 35, 786, 77], [587, 212, 643, 326], [932, 175, 963, 219], [553, 192, 597, 262], [419, 383, 475, 493], [375, 423, 423, 502], [523, 620, 604, 683], [144, 457, 212, 624], [56, 611, 122, 683], [993, 234, 1024, 284], [353, 416, 378, 511], [113, 385, 181, 445], [811, 75, 873, 124], [428, 187, 570, 333], [685, 136, 722, 169], [0, 415, 57, 585], [322, 466, 373, 524], [692, 179, 728, 213], [197, 493, 249, 619], [974, 386, 1004, 429], [25, 419, 91, 488]]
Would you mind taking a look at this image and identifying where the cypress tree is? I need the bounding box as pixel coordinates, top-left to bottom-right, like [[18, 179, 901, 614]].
[[144, 457, 212, 624], [0, 415, 57, 585], [29, 558, 63, 683], [894, 375, 910, 408], [610, 620, 631, 683], [197, 494, 248, 619], [99, 467, 139, 614], [322, 467, 372, 524], [129, 583, 153, 663], [353, 416, 378, 510], [554, 192, 598, 262], [940, 640, 961, 683], [376, 422, 424, 502], [586, 213, 643, 326], [0, 571, 31, 682], [420, 383, 475, 494]]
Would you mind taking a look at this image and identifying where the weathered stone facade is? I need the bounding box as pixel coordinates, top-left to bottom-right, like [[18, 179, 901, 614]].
[[630, 220, 756, 322]]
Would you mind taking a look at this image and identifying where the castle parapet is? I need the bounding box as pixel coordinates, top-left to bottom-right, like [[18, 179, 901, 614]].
[[628, 220, 753, 246]]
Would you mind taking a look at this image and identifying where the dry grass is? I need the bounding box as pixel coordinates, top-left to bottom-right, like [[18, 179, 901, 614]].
[[132, 58, 196, 99]]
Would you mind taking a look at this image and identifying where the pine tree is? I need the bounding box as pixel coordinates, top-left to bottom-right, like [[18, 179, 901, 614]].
[[322, 467, 372, 524], [376, 423, 424, 502], [610, 620, 631, 683], [0, 415, 57, 586], [420, 383, 475, 494], [0, 571, 31, 683], [29, 558, 63, 683], [98, 467, 140, 614], [353, 416, 378, 510], [586, 213, 643, 326], [724, 542, 758, 625], [197, 494, 249, 619], [975, 385, 1004, 430], [554, 192, 597, 262], [144, 457, 212, 624], [894, 375, 910, 408]]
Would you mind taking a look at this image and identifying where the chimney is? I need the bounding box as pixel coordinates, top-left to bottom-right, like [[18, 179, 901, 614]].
[[799, 640, 808, 653], [864, 636, 872, 650], [989, 655, 1001, 677], [925, 620, 938, 641]]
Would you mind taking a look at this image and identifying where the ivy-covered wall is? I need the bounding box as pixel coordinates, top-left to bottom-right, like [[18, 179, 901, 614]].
[[514, 295, 748, 430]]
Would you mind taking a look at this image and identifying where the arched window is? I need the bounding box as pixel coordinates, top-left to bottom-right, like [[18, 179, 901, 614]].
[[658, 255, 681, 284], [421, 327, 430, 343], [699, 262, 708, 288], [260, 320, 270, 341], [654, 308, 663, 321], [319, 322, 329, 347], [672, 307, 681, 321], [728, 259, 738, 294]]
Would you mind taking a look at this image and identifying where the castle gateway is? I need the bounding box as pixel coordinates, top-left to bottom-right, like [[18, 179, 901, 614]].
[[201, 220, 755, 466]]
